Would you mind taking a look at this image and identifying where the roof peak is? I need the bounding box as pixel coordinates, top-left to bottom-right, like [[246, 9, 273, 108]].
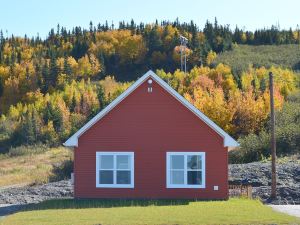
[[64, 70, 239, 148]]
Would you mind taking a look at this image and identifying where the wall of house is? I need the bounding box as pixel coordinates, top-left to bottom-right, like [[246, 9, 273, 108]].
[[74, 78, 228, 199]]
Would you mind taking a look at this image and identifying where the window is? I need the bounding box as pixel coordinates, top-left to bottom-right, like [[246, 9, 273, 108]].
[[96, 152, 134, 188], [166, 152, 205, 188]]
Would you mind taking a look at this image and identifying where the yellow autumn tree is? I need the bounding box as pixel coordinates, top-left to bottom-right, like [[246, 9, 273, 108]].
[[206, 50, 217, 66]]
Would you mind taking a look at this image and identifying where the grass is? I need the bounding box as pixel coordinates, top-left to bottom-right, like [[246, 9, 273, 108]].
[[1, 198, 299, 225], [0, 146, 72, 187]]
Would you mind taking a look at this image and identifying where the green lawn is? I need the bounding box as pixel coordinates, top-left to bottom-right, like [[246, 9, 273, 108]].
[[1, 198, 299, 225]]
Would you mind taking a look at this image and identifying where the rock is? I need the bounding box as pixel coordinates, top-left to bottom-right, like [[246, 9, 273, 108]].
[[0, 180, 73, 205], [229, 160, 300, 204]]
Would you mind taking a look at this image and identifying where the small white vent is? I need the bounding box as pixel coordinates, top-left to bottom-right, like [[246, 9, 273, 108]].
[[147, 79, 153, 93], [214, 185, 219, 191]]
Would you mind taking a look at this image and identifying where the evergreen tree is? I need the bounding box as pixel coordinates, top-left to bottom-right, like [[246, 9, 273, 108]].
[[130, 19, 135, 35], [0, 30, 4, 46], [260, 78, 267, 92], [98, 52, 106, 78], [49, 55, 58, 88], [0, 76, 3, 97], [32, 108, 42, 141], [190, 20, 198, 49], [70, 93, 77, 112], [147, 27, 162, 54], [42, 63, 50, 92], [57, 24, 60, 36], [63, 56, 72, 77], [89, 21, 93, 33], [97, 85, 106, 109]]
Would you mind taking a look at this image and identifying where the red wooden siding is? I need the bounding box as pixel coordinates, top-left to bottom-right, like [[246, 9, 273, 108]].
[[74, 78, 228, 199]]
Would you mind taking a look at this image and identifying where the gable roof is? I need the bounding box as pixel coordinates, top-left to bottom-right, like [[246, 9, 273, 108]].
[[64, 70, 239, 148]]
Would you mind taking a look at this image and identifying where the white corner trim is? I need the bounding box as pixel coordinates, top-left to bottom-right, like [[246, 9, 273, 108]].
[[64, 70, 239, 147]]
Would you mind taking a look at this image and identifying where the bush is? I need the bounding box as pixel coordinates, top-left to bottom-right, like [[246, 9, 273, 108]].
[[230, 93, 300, 163], [49, 159, 73, 182], [229, 131, 270, 163]]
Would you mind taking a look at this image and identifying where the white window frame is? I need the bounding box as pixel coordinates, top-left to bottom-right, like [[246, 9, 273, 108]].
[[96, 152, 134, 188], [166, 152, 205, 188]]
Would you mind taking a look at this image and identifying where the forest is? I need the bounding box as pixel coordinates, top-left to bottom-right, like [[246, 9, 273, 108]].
[[0, 18, 299, 162]]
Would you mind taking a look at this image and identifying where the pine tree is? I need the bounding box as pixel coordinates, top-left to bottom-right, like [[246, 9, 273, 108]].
[[23, 111, 36, 144], [64, 56, 72, 77], [57, 24, 60, 36], [190, 20, 198, 49], [49, 55, 58, 88], [89, 21, 93, 33], [32, 108, 42, 140], [42, 63, 50, 92], [98, 52, 106, 78], [0, 30, 4, 46], [70, 93, 77, 112], [0, 76, 3, 97], [97, 85, 105, 109], [104, 20, 109, 31], [130, 19, 135, 35], [260, 78, 267, 92], [147, 27, 162, 54]]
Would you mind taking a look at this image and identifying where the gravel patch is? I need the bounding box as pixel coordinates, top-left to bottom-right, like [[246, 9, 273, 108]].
[[229, 160, 300, 204], [0, 180, 73, 205]]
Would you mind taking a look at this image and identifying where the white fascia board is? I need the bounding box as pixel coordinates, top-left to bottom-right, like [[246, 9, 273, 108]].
[[63, 71, 153, 147], [63, 70, 239, 148], [150, 73, 239, 148]]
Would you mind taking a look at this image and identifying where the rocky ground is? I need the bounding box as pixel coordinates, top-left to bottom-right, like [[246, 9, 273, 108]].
[[229, 160, 300, 204], [0, 161, 299, 208], [0, 180, 73, 205]]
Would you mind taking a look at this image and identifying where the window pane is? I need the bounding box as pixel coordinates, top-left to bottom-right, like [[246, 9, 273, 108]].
[[187, 155, 201, 170], [170, 170, 184, 184], [187, 171, 202, 185], [100, 155, 114, 169], [117, 155, 130, 169], [170, 155, 184, 169], [99, 170, 113, 184], [117, 171, 131, 184]]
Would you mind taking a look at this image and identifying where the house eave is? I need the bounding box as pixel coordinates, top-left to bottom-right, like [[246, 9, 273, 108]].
[[63, 70, 239, 148]]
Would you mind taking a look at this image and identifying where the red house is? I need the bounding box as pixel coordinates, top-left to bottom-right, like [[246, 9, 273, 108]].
[[64, 70, 238, 200]]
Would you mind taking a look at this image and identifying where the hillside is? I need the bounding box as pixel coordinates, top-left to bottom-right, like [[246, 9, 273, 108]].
[[214, 44, 300, 76], [0, 20, 300, 163]]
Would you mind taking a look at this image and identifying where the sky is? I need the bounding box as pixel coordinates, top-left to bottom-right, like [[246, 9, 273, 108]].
[[0, 0, 300, 38]]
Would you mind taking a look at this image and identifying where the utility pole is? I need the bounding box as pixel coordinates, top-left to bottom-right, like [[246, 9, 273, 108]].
[[269, 71, 277, 199]]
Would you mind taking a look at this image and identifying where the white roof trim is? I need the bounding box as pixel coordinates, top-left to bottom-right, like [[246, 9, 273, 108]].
[[64, 70, 239, 148]]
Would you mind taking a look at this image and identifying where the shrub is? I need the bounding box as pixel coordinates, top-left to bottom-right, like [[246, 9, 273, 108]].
[[49, 159, 73, 181], [230, 93, 300, 163], [229, 131, 270, 163]]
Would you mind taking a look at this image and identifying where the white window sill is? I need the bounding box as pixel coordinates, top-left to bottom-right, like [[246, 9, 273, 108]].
[[96, 184, 134, 188], [167, 185, 205, 189]]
